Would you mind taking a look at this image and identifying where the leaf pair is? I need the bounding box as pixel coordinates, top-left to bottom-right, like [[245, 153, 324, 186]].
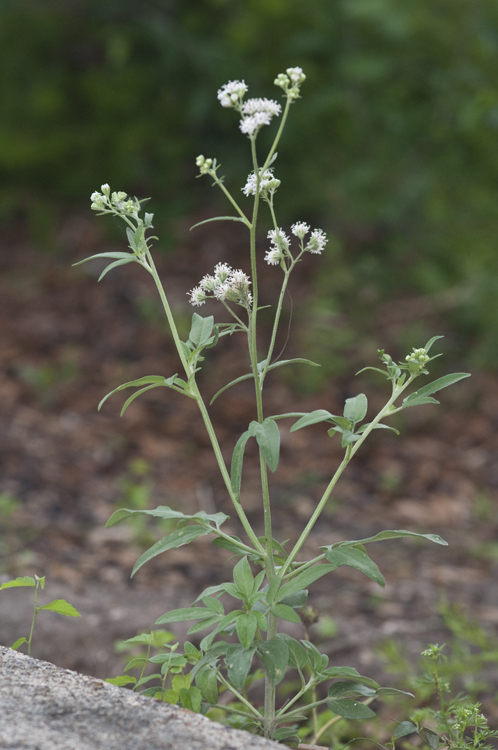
[[231, 418, 280, 500]]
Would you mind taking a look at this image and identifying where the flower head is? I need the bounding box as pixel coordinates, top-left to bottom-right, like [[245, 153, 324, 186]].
[[265, 228, 291, 266], [305, 228, 328, 254], [189, 264, 252, 309], [274, 67, 306, 99], [240, 111, 273, 136], [239, 97, 281, 137], [217, 80, 247, 108], [291, 222, 310, 240], [242, 168, 281, 198]]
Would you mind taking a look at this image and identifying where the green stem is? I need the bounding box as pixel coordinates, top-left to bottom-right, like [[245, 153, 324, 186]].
[[27, 582, 40, 656], [217, 673, 264, 720]]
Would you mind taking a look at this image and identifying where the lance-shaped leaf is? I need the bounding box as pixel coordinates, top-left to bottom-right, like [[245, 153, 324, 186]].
[[328, 681, 377, 700], [97, 257, 137, 281], [323, 546, 385, 587], [225, 644, 256, 691], [155, 606, 216, 625], [131, 525, 214, 577], [290, 409, 338, 432], [230, 430, 252, 500], [249, 418, 280, 472], [270, 603, 301, 624], [403, 373, 470, 409], [236, 612, 258, 649], [258, 638, 289, 685], [73, 251, 134, 267], [276, 634, 308, 669], [322, 666, 379, 689], [190, 215, 249, 231], [275, 564, 337, 603], [233, 557, 255, 599], [327, 696, 376, 720], [38, 600, 81, 617], [98, 375, 180, 413], [195, 667, 219, 704], [106, 506, 228, 530], [323, 529, 447, 550]]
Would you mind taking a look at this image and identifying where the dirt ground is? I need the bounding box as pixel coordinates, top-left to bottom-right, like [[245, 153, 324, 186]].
[[1, 213, 497, 716]]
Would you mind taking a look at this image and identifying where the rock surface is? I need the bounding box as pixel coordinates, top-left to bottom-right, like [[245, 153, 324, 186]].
[[0, 646, 280, 750]]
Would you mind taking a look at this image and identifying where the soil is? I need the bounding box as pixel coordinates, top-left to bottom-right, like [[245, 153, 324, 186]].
[[1, 213, 497, 720]]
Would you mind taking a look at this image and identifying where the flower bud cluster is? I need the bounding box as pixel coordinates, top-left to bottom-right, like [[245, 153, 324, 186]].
[[242, 168, 281, 198], [189, 263, 252, 309], [406, 348, 430, 368], [274, 67, 306, 99], [90, 185, 140, 218], [196, 155, 214, 175], [265, 223, 327, 266]]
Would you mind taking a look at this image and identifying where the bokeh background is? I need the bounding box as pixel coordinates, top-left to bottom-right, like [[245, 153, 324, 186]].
[[2, 0, 498, 365]]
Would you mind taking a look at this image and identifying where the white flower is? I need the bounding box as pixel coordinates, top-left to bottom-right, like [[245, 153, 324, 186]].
[[291, 222, 310, 240], [188, 286, 207, 307], [241, 98, 281, 117], [242, 168, 280, 197], [265, 248, 282, 266], [267, 228, 290, 253], [217, 80, 247, 108], [240, 111, 273, 135], [100, 183, 110, 196], [305, 228, 328, 254], [214, 263, 232, 282]]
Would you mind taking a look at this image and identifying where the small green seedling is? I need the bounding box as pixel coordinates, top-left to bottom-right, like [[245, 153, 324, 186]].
[[0, 575, 81, 656]]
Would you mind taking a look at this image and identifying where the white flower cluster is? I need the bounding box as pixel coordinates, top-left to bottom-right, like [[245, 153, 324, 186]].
[[239, 98, 282, 136], [274, 67, 306, 99], [265, 223, 327, 266], [242, 168, 281, 197], [189, 263, 252, 308], [217, 80, 248, 108], [265, 228, 290, 265], [90, 184, 140, 218]]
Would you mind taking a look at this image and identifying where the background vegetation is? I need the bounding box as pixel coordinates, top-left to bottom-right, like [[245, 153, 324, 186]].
[[2, 0, 498, 364]]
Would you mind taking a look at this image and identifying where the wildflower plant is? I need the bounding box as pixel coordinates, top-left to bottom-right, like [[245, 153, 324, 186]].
[[79, 68, 470, 743]]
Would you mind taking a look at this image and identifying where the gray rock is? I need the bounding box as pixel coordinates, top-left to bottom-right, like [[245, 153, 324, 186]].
[[0, 646, 281, 750]]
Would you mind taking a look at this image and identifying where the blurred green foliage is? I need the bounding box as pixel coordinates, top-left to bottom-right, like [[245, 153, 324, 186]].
[[2, 0, 498, 362]]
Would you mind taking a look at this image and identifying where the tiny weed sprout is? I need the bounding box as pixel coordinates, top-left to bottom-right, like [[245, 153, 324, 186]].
[[80, 68, 471, 744], [0, 576, 80, 656]]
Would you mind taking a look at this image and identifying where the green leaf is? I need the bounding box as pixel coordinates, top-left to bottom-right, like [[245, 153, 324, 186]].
[[323, 547, 385, 587], [120, 383, 164, 415], [401, 396, 440, 408], [126, 227, 137, 250], [202, 597, 224, 615], [356, 422, 400, 436], [328, 681, 377, 699], [422, 727, 440, 750], [188, 313, 214, 348], [98, 257, 136, 281], [155, 606, 214, 625], [230, 430, 252, 500], [98, 376, 171, 412], [179, 686, 202, 713], [275, 564, 337, 603], [225, 644, 256, 691], [323, 529, 447, 549], [404, 373, 470, 406], [327, 697, 376, 719], [132, 525, 214, 576], [322, 667, 379, 689], [73, 252, 134, 267], [377, 687, 414, 697], [258, 638, 289, 685], [393, 720, 419, 739], [249, 418, 280, 472], [1, 576, 36, 590], [187, 615, 223, 635], [276, 634, 308, 669], [11, 637, 28, 650], [233, 557, 255, 599], [424, 335, 444, 353], [236, 613, 258, 649], [195, 667, 219, 704], [213, 536, 250, 556], [270, 603, 301, 624], [106, 675, 137, 687], [38, 600, 81, 617], [343, 393, 368, 424], [106, 506, 228, 529], [279, 590, 308, 609], [290, 409, 336, 432], [190, 215, 248, 231]]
